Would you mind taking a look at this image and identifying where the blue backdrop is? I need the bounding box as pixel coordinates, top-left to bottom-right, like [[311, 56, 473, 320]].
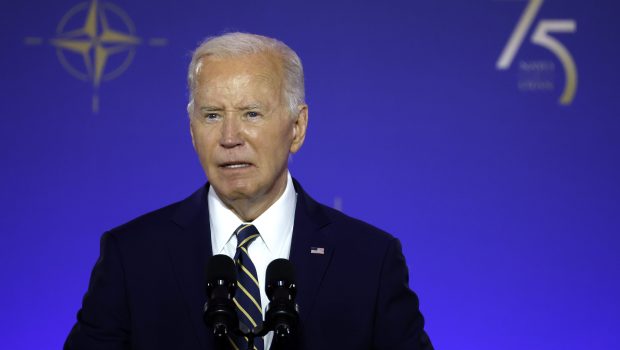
[[1, 0, 618, 349]]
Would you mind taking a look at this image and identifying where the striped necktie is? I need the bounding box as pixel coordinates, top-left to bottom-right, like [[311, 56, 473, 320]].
[[231, 224, 264, 350]]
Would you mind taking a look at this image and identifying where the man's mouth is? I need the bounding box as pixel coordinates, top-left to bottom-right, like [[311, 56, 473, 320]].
[[220, 162, 252, 169]]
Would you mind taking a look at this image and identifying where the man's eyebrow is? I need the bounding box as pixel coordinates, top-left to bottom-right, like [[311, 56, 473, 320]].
[[199, 104, 263, 112], [239, 104, 261, 110], [200, 106, 223, 112]]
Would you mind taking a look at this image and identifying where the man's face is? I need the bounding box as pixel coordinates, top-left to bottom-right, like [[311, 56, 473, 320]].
[[190, 53, 307, 217]]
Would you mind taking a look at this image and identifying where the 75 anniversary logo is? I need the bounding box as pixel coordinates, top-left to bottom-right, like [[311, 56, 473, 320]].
[[496, 0, 577, 106]]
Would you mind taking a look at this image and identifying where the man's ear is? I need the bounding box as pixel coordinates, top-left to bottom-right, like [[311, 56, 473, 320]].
[[189, 119, 197, 150], [290, 105, 308, 154]]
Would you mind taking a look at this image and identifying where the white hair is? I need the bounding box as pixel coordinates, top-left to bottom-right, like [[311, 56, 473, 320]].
[[187, 32, 305, 116]]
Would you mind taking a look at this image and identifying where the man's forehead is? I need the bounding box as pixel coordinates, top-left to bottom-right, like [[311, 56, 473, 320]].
[[198, 52, 283, 81], [196, 73, 281, 104], [195, 53, 285, 104]]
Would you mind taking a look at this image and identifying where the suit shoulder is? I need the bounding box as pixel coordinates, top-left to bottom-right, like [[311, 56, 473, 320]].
[[106, 200, 182, 240], [105, 185, 206, 243], [318, 202, 396, 245]]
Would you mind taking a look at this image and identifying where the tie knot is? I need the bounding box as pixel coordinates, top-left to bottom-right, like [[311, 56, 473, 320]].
[[235, 224, 260, 249]]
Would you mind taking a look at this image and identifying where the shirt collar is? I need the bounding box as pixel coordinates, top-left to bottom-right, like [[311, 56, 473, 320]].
[[208, 172, 296, 254]]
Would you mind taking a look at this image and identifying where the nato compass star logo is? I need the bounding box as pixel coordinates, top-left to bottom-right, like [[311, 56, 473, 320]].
[[24, 0, 167, 113]]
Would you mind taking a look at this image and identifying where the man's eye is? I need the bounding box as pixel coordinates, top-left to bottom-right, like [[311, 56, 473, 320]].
[[246, 111, 260, 118], [204, 113, 219, 120]]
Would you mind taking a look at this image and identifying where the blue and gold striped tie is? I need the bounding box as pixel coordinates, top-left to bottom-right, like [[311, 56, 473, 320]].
[[231, 224, 264, 350]]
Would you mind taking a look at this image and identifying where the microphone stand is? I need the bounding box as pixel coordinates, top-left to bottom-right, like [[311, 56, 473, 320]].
[[235, 323, 270, 350], [237, 308, 297, 350]]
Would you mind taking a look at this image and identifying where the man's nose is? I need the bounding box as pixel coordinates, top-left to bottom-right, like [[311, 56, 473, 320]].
[[219, 116, 243, 148]]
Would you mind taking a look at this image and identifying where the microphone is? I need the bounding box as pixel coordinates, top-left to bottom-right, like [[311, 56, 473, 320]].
[[204, 254, 238, 338], [265, 258, 300, 344]]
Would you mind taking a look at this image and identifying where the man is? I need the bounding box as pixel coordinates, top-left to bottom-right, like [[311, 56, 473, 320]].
[[65, 32, 433, 350]]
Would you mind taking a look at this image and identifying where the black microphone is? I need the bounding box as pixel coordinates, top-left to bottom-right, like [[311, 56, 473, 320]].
[[204, 254, 238, 338], [265, 258, 300, 344]]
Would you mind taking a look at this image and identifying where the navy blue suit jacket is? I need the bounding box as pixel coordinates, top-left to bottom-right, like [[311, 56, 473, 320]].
[[65, 180, 433, 349]]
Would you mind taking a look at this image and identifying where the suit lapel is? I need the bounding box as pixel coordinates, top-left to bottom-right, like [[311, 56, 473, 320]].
[[166, 184, 214, 348], [289, 180, 334, 324]]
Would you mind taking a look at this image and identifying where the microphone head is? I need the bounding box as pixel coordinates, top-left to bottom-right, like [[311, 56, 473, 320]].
[[266, 258, 295, 284], [265, 259, 299, 343], [206, 254, 236, 284], [266, 258, 296, 299], [203, 255, 238, 337]]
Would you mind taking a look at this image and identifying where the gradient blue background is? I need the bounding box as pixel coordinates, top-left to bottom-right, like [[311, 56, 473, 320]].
[[1, 0, 618, 348]]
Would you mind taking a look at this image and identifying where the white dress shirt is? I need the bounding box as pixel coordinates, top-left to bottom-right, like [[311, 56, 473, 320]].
[[208, 172, 296, 348]]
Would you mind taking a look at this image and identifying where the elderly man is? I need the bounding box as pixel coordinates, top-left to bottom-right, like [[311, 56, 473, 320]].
[[65, 32, 433, 350]]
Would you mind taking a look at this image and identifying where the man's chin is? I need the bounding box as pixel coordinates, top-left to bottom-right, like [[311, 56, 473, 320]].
[[211, 182, 257, 203]]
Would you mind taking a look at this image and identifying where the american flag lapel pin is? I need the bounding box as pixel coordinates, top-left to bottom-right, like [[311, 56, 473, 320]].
[[310, 247, 325, 255]]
